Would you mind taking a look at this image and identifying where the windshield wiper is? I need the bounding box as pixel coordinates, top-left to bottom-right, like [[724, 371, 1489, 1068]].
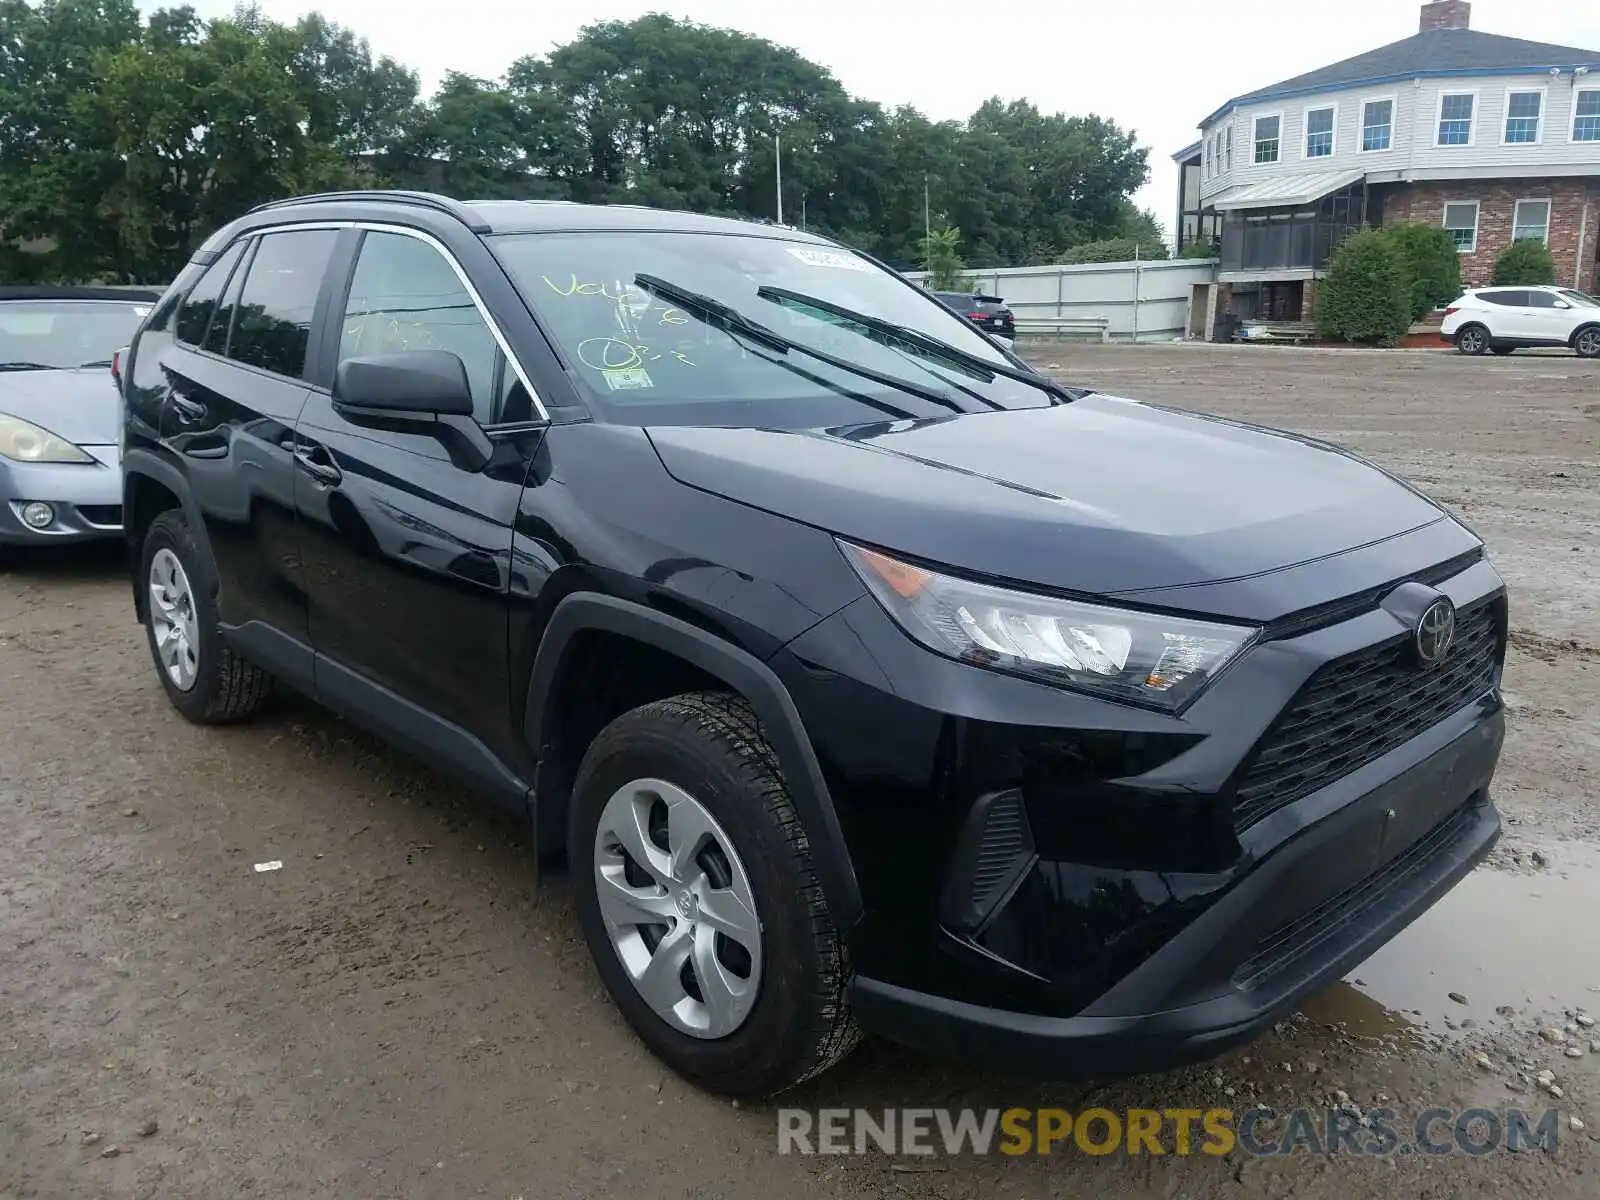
[[755, 286, 1084, 404], [0, 361, 54, 372], [78, 359, 114, 369], [632, 274, 964, 414]]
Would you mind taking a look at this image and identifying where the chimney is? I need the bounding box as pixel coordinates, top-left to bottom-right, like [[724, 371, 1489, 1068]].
[[1420, 1, 1471, 31]]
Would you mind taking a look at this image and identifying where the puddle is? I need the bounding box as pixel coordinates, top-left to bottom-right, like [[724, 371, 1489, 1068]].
[[1305, 846, 1600, 1036]]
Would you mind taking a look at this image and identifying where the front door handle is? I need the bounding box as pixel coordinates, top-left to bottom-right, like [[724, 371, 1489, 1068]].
[[293, 445, 342, 487]]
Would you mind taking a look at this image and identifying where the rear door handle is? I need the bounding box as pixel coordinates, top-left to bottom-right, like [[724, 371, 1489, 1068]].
[[170, 394, 206, 423], [293, 445, 342, 486]]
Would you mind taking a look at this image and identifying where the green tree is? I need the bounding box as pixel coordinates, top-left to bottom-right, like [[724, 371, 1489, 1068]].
[[0, 8, 1161, 282], [1316, 228, 1413, 346], [1493, 238, 1558, 286], [1059, 236, 1169, 264], [921, 227, 967, 289], [1384, 224, 1462, 319]]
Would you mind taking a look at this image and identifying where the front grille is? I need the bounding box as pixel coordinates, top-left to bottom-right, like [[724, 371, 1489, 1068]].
[[1231, 598, 1502, 831]]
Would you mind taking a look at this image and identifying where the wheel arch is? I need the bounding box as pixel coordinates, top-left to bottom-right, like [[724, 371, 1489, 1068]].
[[1570, 321, 1600, 349], [122, 450, 215, 623], [525, 592, 863, 928]]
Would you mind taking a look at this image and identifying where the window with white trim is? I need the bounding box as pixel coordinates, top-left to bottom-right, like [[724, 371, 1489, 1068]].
[[1254, 115, 1281, 164], [1512, 199, 1551, 244], [1504, 90, 1543, 144], [1443, 201, 1479, 253], [1361, 99, 1394, 151], [1225, 125, 1233, 169], [1438, 93, 1475, 145], [1305, 107, 1335, 157], [1573, 89, 1599, 141]]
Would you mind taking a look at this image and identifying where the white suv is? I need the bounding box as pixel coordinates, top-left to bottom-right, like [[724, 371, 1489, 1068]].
[[1441, 285, 1600, 358]]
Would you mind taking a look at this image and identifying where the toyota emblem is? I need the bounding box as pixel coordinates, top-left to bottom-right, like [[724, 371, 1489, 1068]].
[[1414, 597, 1457, 667]]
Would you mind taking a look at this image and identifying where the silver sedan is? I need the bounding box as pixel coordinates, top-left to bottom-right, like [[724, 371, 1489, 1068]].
[[1, 287, 160, 557]]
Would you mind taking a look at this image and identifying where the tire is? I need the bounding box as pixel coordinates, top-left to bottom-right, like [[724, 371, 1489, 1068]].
[[1491, 346, 1514, 356], [139, 510, 274, 723], [569, 691, 860, 1098], [1575, 326, 1600, 360], [1455, 324, 1490, 356]]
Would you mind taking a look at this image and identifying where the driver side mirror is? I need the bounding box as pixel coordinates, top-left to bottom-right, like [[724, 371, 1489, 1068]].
[[333, 350, 492, 472], [1553, 300, 1572, 309], [333, 350, 475, 416]]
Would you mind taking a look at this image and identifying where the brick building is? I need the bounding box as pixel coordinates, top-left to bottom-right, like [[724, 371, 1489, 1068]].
[[1173, 0, 1600, 328]]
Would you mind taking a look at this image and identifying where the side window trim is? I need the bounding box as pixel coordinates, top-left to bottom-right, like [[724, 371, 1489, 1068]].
[[209, 236, 258, 358]]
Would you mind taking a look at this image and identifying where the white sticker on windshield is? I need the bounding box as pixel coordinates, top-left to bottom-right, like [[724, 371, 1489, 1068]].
[[785, 247, 872, 272], [602, 368, 654, 391]]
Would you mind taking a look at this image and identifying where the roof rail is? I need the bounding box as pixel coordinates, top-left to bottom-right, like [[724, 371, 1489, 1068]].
[[246, 190, 492, 233]]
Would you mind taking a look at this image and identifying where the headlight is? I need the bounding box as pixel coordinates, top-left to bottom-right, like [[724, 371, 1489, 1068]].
[[0, 414, 94, 463], [840, 540, 1258, 711]]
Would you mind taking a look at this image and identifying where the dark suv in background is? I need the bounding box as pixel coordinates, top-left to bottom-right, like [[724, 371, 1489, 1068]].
[[932, 290, 1016, 341], [120, 190, 1506, 1099]]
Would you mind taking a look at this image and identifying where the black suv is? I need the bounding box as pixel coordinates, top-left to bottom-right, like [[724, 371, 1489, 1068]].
[[932, 290, 1015, 340], [120, 190, 1507, 1098]]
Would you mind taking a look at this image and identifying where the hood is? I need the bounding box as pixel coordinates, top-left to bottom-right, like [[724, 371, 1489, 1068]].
[[644, 395, 1452, 597], [0, 367, 121, 446]]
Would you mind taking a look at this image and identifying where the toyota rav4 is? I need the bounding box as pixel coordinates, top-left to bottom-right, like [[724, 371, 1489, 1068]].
[[119, 190, 1507, 1098]]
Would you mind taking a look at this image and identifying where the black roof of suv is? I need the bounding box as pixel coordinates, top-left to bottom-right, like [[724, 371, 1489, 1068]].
[[119, 189, 1507, 1099]]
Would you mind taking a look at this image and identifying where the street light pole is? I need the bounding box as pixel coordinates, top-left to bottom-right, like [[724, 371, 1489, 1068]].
[[775, 135, 783, 225]]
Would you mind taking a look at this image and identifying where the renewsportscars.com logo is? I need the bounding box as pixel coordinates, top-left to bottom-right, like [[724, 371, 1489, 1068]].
[[777, 1106, 1568, 1158]]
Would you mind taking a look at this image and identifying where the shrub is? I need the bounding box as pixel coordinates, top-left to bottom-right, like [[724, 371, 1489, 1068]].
[[1493, 238, 1557, 286], [1316, 228, 1413, 346], [1384, 224, 1462, 320], [1058, 236, 1170, 265], [1179, 241, 1218, 259]]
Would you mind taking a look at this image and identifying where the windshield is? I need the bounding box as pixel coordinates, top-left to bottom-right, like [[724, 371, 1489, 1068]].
[[489, 231, 1044, 426], [0, 299, 150, 370], [1559, 289, 1600, 308]]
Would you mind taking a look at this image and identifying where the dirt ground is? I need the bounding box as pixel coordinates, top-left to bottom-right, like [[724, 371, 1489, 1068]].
[[2, 342, 1598, 1199]]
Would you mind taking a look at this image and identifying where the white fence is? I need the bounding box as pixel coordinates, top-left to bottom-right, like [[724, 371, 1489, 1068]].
[[907, 258, 1219, 343]]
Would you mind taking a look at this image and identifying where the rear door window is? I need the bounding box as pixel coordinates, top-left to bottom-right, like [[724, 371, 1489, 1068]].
[[1479, 290, 1529, 307], [227, 229, 339, 379], [176, 240, 247, 348]]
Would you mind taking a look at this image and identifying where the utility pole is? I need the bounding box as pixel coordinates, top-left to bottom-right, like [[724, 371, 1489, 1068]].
[[775, 135, 783, 225], [923, 174, 931, 250]]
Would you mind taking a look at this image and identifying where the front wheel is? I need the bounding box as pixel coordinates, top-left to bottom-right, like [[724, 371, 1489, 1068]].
[[1575, 326, 1600, 359], [569, 692, 859, 1097], [1455, 325, 1490, 356]]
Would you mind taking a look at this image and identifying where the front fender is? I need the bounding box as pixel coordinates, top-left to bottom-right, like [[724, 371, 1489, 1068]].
[[525, 592, 864, 928]]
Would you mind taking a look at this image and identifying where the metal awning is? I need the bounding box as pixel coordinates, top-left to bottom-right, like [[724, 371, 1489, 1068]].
[[1211, 168, 1366, 213]]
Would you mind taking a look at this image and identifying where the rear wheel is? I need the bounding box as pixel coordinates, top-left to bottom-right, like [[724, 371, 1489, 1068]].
[[1575, 326, 1600, 359], [569, 691, 859, 1097], [1455, 324, 1490, 356], [140, 511, 274, 723]]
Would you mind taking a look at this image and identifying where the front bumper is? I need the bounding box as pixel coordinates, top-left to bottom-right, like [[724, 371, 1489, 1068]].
[[0, 447, 122, 544], [848, 716, 1501, 1076], [773, 537, 1507, 1076]]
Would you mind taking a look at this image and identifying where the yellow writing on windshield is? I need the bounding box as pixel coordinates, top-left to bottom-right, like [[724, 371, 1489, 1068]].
[[577, 337, 696, 371]]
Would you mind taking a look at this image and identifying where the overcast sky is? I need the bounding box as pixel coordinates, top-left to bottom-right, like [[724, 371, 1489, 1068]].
[[179, 0, 1600, 235]]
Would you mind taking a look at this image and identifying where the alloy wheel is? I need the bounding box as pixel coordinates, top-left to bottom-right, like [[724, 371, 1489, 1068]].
[[148, 547, 200, 691], [1577, 329, 1600, 359], [1458, 328, 1486, 355], [592, 777, 763, 1039]]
